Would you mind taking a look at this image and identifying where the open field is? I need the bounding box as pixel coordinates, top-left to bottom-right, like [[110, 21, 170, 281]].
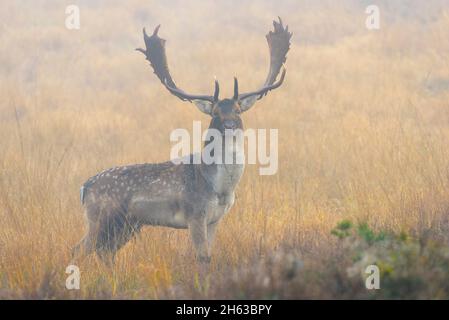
[[1, 0, 449, 299]]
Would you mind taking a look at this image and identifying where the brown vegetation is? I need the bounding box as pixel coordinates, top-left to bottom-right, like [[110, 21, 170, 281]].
[[1, 0, 449, 299]]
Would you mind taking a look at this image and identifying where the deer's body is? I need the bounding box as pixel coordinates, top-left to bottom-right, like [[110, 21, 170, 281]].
[[73, 18, 291, 264], [77, 146, 244, 262]]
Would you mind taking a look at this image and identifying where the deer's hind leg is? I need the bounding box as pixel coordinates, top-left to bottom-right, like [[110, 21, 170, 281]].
[[95, 208, 141, 266], [72, 207, 100, 262], [71, 231, 96, 262]]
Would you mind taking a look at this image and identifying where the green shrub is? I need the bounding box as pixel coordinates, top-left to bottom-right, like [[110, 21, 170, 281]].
[[333, 220, 449, 299]]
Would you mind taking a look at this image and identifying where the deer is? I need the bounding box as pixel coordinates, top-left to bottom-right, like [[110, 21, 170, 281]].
[[72, 18, 291, 265]]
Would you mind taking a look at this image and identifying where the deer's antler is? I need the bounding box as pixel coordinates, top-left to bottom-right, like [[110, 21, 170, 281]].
[[237, 17, 292, 110], [137, 26, 219, 103]]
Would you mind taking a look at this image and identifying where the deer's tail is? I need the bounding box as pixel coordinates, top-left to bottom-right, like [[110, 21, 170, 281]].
[[80, 185, 86, 205]]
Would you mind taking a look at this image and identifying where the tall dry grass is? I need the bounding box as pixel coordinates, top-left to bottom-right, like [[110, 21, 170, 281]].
[[1, 0, 449, 298]]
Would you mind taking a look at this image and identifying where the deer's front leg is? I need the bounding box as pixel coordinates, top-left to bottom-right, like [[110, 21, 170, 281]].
[[188, 217, 210, 263], [207, 221, 219, 251]]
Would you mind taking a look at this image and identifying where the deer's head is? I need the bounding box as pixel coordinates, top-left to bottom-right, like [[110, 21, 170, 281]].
[[137, 18, 292, 136]]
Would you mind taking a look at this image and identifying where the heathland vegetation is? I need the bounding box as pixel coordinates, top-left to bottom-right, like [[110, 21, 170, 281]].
[[1, 0, 449, 298]]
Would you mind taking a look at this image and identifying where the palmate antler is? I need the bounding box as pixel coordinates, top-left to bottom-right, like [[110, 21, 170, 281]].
[[237, 17, 292, 111], [136, 26, 219, 104], [137, 17, 291, 113]]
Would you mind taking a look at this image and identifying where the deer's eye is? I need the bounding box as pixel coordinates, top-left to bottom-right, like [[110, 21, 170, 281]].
[[235, 105, 242, 114], [211, 107, 220, 117]]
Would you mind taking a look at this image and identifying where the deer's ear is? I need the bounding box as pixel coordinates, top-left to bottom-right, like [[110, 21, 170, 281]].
[[238, 96, 258, 112], [193, 100, 214, 115]]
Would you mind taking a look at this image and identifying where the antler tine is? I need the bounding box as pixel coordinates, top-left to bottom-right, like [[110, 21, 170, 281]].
[[153, 24, 161, 36], [277, 16, 283, 28], [136, 28, 150, 55], [138, 24, 217, 103], [233, 77, 239, 100], [214, 80, 220, 102]]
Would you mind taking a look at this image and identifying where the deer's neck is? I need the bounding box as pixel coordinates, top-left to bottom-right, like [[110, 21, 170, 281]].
[[199, 131, 245, 196]]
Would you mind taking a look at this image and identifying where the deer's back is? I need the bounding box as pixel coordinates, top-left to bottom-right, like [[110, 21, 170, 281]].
[[81, 161, 182, 210]]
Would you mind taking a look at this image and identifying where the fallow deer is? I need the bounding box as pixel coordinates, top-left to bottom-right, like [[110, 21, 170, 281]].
[[73, 18, 291, 264]]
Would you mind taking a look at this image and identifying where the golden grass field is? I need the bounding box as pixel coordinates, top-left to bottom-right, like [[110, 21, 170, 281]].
[[1, 0, 449, 299]]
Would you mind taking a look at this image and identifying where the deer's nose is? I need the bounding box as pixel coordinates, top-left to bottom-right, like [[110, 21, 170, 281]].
[[223, 119, 236, 129]]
